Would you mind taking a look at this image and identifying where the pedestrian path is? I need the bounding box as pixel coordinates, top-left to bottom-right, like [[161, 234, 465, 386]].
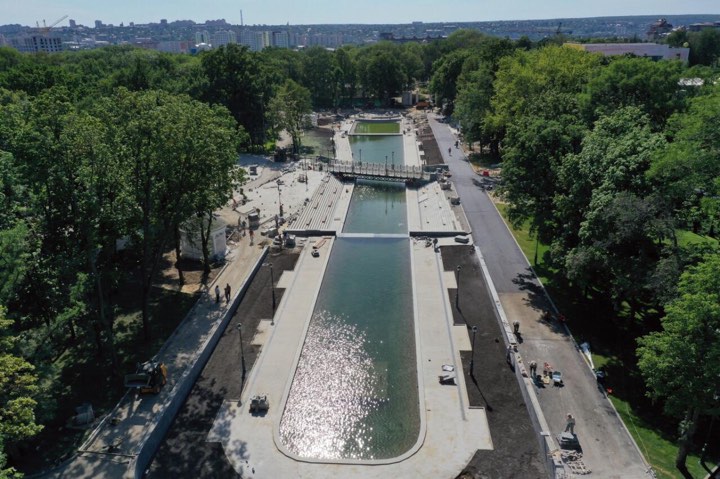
[[39, 240, 268, 479]]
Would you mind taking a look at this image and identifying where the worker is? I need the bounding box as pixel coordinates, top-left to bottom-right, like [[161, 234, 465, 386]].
[[513, 320, 520, 334], [529, 360, 537, 378], [565, 414, 576, 434]]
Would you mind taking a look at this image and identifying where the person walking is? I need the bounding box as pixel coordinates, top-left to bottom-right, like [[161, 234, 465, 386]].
[[565, 413, 576, 434], [225, 283, 231, 303], [529, 360, 537, 378], [448, 147, 452, 156], [215, 285, 221, 304], [513, 320, 520, 334]]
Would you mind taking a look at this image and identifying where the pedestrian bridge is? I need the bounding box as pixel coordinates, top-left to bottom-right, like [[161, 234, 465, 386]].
[[327, 160, 433, 184]]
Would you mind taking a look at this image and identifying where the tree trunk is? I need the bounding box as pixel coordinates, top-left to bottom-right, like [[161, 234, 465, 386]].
[[676, 408, 700, 478], [199, 212, 213, 275], [173, 224, 185, 286], [89, 248, 119, 375]]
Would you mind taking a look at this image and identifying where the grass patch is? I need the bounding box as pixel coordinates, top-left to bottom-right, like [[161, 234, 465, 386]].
[[493, 202, 718, 479], [611, 396, 716, 479], [467, 151, 501, 169], [676, 229, 719, 247]]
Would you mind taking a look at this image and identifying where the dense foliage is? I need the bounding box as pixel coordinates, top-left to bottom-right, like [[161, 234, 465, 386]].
[[1, 27, 719, 475]]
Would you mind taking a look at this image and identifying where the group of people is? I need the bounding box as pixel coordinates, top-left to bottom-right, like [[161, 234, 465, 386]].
[[215, 283, 232, 304]]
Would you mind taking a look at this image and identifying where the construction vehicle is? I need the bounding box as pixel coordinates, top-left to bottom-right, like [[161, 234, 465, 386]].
[[124, 360, 167, 394], [249, 394, 269, 414]]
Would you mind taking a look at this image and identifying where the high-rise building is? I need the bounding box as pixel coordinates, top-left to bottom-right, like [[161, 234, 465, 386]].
[[69, 19, 76, 28], [212, 30, 237, 47], [10, 35, 63, 53], [94, 20, 103, 29], [195, 30, 211, 45], [272, 31, 289, 48], [239, 29, 259, 51]]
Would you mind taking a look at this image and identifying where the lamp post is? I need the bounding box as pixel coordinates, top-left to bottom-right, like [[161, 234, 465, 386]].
[[455, 265, 462, 309], [277, 181, 283, 217], [237, 323, 246, 377], [534, 235, 539, 265], [263, 262, 276, 325], [385, 155, 388, 173], [392, 151, 395, 170], [359, 149, 362, 163], [470, 325, 478, 375]]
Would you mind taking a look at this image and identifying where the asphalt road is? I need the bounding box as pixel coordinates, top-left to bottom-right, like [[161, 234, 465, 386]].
[[429, 115, 651, 479]]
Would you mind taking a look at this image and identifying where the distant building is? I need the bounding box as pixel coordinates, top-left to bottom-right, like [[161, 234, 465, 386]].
[[647, 18, 673, 39], [687, 22, 720, 32], [157, 41, 189, 54], [160, 19, 168, 26], [69, 19, 76, 28], [10, 35, 63, 53], [212, 29, 237, 47], [272, 31, 289, 48], [565, 43, 689, 63], [195, 30, 210, 44], [94, 20, 103, 29]]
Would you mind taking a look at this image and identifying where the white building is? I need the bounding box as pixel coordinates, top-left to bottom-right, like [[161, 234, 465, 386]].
[[10, 35, 63, 53], [212, 30, 237, 47], [565, 43, 690, 63], [195, 30, 211, 45], [180, 217, 227, 262]]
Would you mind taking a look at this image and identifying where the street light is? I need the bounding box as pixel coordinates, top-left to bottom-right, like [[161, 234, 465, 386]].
[[359, 149, 362, 162], [263, 262, 276, 325], [455, 265, 462, 309], [237, 323, 246, 377], [392, 151, 395, 170], [470, 325, 478, 375]]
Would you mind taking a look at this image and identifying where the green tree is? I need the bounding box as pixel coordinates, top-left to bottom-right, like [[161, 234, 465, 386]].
[[556, 107, 668, 308], [0, 306, 42, 466], [579, 56, 685, 130], [650, 86, 720, 236], [268, 79, 312, 156], [356, 46, 406, 103], [201, 44, 267, 148], [637, 254, 720, 476], [301, 47, 338, 109]]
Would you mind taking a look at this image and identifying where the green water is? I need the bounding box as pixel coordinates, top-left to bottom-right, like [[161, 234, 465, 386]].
[[353, 121, 401, 134], [280, 122, 419, 461], [279, 238, 418, 460], [343, 182, 406, 234], [349, 135, 404, 166]]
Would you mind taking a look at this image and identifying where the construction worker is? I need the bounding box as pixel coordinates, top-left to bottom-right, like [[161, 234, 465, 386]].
[[565, 414, 576, 434], [529, 360, 537, 378], [513, 320, 520, 334]]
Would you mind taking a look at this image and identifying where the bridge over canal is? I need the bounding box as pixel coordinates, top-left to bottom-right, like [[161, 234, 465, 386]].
[[327, 160, 434, 184]]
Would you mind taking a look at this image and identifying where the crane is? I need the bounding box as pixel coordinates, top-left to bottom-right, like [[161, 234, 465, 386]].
[[36, 15, 68, 35]]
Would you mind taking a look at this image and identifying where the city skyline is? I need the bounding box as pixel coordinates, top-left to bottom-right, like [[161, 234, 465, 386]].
[[5, 0, 720, 28]]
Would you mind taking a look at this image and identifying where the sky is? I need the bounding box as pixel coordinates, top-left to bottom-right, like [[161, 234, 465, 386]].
[[5, 0, 719, 27]]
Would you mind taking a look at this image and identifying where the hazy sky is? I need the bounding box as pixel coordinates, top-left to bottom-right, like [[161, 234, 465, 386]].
[[5, 0, 720, 27]]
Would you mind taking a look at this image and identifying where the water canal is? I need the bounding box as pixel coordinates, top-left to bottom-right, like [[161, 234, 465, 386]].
[[279, 122, 420, 461]]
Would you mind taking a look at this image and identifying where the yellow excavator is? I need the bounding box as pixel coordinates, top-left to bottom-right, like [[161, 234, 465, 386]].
[[124, 360, 167, 394]]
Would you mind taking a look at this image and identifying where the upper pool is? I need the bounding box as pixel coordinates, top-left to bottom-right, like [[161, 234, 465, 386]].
[[352, 121, 401, 135]]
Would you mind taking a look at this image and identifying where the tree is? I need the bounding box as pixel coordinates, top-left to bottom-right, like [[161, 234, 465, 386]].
[[579, 57, 685, 130], [268, 79, 312, 156], [301, 47, 338, 109], [555, 107, 668, 308], [637, 254, 720, 476], [0, 306, 42, 468], [105, 89, 242, 339], [356, 44, 406, 103], [650, 86, 720, 236], [201, 44, 267, 148]]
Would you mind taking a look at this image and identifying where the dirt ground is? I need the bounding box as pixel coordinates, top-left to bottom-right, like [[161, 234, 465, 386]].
[[156, 250, 222, 294], [441, 245, 547, 479], [146, 249, 300, 478]]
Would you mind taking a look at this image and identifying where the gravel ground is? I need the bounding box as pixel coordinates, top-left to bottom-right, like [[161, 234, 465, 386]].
[[441, 245, 547, 479], [145, 250, 300, 478]]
